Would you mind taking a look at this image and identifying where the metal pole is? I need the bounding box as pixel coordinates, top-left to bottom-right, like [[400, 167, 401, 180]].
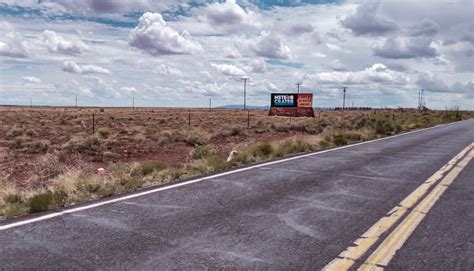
[[188, 112, 191, 127], [209, 98, 212, 111], [75, 95, 78, 108], [132, 96, 135, 110]]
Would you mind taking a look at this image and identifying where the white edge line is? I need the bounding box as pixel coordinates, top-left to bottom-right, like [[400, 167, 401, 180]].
[[0, 120, 467, 231]]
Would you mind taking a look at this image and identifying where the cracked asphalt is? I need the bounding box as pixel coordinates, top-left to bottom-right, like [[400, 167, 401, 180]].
[[1, 120, 473, 270]]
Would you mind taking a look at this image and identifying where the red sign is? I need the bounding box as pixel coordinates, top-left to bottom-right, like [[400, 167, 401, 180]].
[[297, 94, 313, 108]]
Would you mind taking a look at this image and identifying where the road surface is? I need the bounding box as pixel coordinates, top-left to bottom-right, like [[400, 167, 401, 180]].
[[1, 120, 473, 270]]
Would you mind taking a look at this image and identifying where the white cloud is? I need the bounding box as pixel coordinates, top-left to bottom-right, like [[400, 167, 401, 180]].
[[252, 31, 292, 60], [0, 21, 34, 58], [246, 58, 267, 73], [129, 12, 203, 56], [62, 60, 111, 75], [200, 0, 262, 33], [310, 63, 409, 86], [210, 63, 245, 76], [43, 30, 89, 55], [22, 76, 42, 84], [222, 46, 241, 58]]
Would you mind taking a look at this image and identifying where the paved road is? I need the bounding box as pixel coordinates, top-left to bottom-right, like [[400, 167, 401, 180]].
[[1, 120, 473, 270]]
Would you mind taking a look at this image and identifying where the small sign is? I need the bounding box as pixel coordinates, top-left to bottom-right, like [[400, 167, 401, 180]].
[[297, 93, 313, 108], [271, 94, 297, 107]]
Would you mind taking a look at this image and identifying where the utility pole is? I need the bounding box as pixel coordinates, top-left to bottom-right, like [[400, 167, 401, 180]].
[[241, 77, 249, 111], [296, 83, 302, 94], [421, 89, 425, 109], [342, 87, 347, 110], [132, 96, 135, 109], [30, 98, 32, 108], [209, 98, 212, 111], [75, 95, 78, 108]]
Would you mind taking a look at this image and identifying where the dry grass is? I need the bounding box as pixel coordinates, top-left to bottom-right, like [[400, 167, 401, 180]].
[[0, 106, 473, 218]]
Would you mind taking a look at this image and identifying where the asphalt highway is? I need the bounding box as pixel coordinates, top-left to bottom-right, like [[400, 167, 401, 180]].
[[1, 119, 473, 270]]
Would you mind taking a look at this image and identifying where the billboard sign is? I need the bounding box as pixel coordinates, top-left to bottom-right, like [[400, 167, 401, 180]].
[[297, 93, 313, 108], [271, 94, 296, 107], [271, 93, 313, 108]]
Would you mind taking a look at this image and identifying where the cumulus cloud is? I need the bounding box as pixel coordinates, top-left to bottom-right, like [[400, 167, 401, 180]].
[[222, 46, 241, 58], [43, 30, 89, 55], [311, 63, 409, 86], [246, 58, 267, 73], [22, 76, 42, 84], [373, 38, 437, 59], [0, 22, 34, 58], [129, 12, 203, 56], [200, 0, 261, 33], [62, 60, 111, 75], [341, 1, 398, 36], [210, 63, 245, 76], [36, 0, 152, 15], [252, 32, 292, 60]]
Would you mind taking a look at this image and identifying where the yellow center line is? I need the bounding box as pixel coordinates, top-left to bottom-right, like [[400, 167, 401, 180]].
[[358, 148, 473, 270], [323, 143, 473, 271]]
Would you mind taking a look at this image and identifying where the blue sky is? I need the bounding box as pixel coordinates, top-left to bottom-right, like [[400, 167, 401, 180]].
[[0, 0, 473, 109]]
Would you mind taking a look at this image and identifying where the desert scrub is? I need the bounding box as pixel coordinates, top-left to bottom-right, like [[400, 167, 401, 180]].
[[274, 138, 315, 158], [132, 160, 167, 176], [62, 135, 104, 156], [98, 128, 112, 139], [184, 128, 210, 146]]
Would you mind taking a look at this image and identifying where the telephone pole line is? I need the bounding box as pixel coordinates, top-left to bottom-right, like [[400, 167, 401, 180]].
[[241, 77, 249, 111], [296, 83, 302, 93], [75, 95, 78, 108], [342, 87, 347, 110]]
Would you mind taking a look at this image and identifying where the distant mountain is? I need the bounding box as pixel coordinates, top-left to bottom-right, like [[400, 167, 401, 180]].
[[217, 104, 270, 110]]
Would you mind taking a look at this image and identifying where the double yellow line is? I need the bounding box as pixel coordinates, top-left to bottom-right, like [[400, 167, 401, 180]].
[[324, 142, 474, 271]]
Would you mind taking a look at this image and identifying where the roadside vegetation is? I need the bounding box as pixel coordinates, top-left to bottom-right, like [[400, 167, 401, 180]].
[[1, 108, 473, 218]]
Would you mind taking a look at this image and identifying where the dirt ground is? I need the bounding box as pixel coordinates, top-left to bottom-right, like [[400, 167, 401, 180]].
[[1, 106, 345, 188]]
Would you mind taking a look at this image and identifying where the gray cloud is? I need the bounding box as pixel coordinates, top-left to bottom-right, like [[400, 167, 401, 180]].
[[373, 38, 437, 59], [340, 1, 399, 36], [409, 19, 439, 37]]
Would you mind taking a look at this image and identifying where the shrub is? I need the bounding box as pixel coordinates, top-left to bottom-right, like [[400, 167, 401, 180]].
[[332, 134, 348, 146], [98, 128, 111, 139], [25, 142, 49, 154], [254, 143, 274, 158], [6, 127, 24, 138], [191, 145, 214, 160], [184, 129, 210, 146], [28, 191, 53, 213], [63, 135, 103, 156], [4, 193, 23, 204], [133, 160, 167, 176], [319, 140, 331, 148], [275, 139, 313, 157], [375, 119, 394, 135]]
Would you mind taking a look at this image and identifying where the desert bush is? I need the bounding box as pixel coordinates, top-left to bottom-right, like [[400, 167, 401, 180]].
[[331, 134, 348, 146], [375, 119, 394, 135], [33, 155, 63, 188], [63, 135, 103, 156], [275, 139, 314, 157], [28, 191, 54, 213], [6, 127, 25, 138], [319, 140, 331, 148], [25, 142, 49, 154], [191, 145, 214, 160], [184, 128, 210, 146], [253, 143, 274, 158], [98, 128, 111, 139], [133, 160, 167, 176]]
